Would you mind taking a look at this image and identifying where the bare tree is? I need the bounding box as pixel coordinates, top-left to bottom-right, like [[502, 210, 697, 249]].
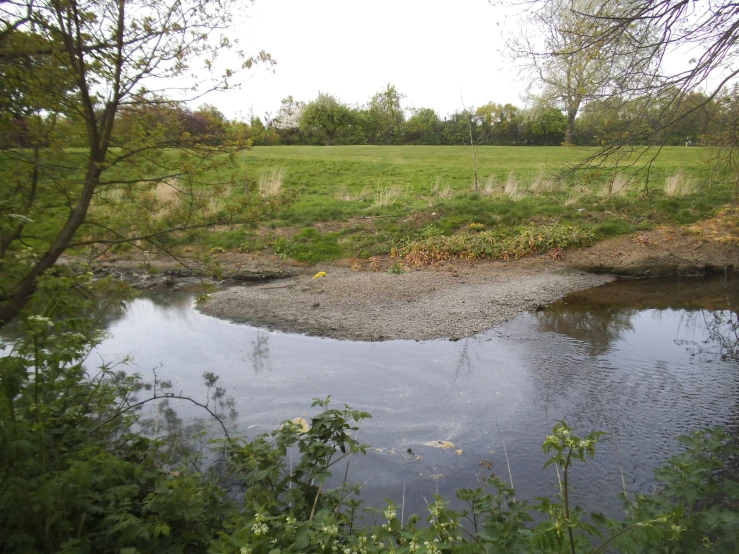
[[516, 0, 739, 149], [507, 0, 622, 145]]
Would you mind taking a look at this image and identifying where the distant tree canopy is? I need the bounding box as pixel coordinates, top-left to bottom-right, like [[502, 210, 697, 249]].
[[239, 85, 730, 148]]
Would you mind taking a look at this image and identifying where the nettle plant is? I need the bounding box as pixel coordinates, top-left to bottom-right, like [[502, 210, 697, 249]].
[[210, 420, 739, 554]]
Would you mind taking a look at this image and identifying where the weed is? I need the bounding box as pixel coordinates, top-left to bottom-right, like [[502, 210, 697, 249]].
[[504, 172, 524, 200], [665, 170, 696, 196], [388, 261, 405, 274], [529, 171, 554, 194], [259, 167, 287, 196], [604, 173, 630, 196], [372, 184, 403, 208], [482, 174, 498, 195], [399, 223, 596, 265], [634, 234, 652, 247]]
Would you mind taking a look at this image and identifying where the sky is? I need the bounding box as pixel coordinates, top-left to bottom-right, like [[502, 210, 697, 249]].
[[206, 0, 527, 120]]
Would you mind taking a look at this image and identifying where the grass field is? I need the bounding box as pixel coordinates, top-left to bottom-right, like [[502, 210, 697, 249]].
[[202, 145, 734, 264], [7, 145, 735, 267]]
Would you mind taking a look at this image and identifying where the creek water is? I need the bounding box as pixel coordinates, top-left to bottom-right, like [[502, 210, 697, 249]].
[[89, 276, 738, 518]]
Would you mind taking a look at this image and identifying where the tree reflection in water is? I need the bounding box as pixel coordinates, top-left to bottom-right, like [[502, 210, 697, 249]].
[[535, 305, 637, 356], [248, 330, 271, 373]]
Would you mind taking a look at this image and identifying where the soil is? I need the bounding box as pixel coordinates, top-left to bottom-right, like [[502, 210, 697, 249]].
[[199, 262, 613, 341], [84, 207, 739, 341]]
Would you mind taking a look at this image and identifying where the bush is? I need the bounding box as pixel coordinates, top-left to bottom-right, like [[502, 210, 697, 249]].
[[396, 223, 596, 265]]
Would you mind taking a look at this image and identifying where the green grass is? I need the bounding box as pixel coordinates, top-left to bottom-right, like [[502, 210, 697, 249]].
[[221, 145, 735, 263], [4, 145, 735, 266]]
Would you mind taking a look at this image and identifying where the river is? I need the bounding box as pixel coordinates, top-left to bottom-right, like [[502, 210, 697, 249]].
[[89, 275, 739, 519]]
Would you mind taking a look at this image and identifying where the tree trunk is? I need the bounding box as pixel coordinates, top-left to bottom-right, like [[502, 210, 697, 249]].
[[0, 163, 102, 328], [565, 110, 576, 145]]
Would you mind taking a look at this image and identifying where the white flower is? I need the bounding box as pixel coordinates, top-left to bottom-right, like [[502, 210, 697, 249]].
[[424, 541, 441, 554], [384, 506, 396, 521], [27, 315, 54, 328], [321, 524, 339, 536], [251, 522, 268, 536]]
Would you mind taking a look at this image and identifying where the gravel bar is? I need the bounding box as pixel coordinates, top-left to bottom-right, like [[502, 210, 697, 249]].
[[199, 262, 614, 341]]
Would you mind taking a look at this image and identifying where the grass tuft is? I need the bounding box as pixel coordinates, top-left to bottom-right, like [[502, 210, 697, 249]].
[[259, 167, 286, 197], [664, 170, 696, 197]]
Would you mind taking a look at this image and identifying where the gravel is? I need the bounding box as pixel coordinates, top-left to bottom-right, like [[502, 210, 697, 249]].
[[199, 261, 614, 341]]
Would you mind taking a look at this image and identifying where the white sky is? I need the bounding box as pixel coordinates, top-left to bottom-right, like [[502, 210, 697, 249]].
[[207, 0, 526, 120]]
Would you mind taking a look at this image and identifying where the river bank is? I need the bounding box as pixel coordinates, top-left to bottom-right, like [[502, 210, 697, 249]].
[[80, 215, 739, 341]]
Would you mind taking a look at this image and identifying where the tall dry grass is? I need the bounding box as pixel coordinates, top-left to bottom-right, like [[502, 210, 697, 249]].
[[664, 170, 696, 197], [529, 171, 555, 194], [504, 172, 524, 200], [482, 175, 498, 196], [372, 184, 404, 208], [259, 167, 286, 197]]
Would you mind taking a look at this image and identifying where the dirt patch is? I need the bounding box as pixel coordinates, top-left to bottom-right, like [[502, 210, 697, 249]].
[[199, 261, 613, 341], [76, 251, 304, 290], [566, 207, 739, 276]]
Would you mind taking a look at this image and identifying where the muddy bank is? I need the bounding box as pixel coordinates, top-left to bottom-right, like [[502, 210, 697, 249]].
[[73, 257, 298, 290], [566, 221, 739, 277], [199, 262, 613, 341]]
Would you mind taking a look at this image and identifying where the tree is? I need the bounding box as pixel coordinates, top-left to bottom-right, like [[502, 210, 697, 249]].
[[520, 105, 568, 145], [0, 0, 274, 328], [273, 96, 305, 144], [476, 103, 522, 144], [300, 93, 353, 146], [366, 83, 406, 144], [523, 0, 739, 156], [508, 0, 623, 145], [405, 108, 443, 144]]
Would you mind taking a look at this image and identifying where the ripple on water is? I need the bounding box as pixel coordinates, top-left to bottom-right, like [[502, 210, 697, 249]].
[[82, 276, 739, 518]]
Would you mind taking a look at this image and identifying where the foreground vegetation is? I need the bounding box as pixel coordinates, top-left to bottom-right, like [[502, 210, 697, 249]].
[[1, 275, 738, 553]]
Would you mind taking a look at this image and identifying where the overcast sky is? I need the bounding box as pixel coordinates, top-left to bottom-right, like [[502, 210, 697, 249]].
[[207, 0, 527, 120]]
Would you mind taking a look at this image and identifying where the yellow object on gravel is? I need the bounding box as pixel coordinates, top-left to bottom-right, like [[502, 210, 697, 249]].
[[313, 271, 326, 279]]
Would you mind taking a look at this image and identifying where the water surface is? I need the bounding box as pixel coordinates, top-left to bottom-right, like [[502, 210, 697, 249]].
[[93, 276, 739, 517]]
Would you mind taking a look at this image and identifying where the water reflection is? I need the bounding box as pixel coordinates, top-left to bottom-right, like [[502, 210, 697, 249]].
[[535, 306, 637, 356], [248, 330, 271, 373], [538, 276, 739, 358], [78, 277, 739, 518]]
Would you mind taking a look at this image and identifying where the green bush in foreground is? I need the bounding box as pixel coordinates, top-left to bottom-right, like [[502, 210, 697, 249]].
[[1, 300, 738, 552]]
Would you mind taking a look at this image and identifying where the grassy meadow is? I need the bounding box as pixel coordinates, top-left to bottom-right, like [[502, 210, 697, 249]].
[[8, 145, 735, 266], [208, 145, 734, 264]]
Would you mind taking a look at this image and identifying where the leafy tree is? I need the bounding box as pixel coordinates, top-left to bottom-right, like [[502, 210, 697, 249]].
[[366, 83, 406, 144], [526, 0, 739, 165], [507, 0, 632, 145], [273, 96, 306, 145], [405, 108, 443, 144], [476, 103, 522, 145], [300, 93, 353, 146], [521, 106, 568, 145], [0, 0, 274, 328]]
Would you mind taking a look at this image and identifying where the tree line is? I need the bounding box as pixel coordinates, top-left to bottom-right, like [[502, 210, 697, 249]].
[[5, 83, 732, 151], [264, 85, 739, 148]]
